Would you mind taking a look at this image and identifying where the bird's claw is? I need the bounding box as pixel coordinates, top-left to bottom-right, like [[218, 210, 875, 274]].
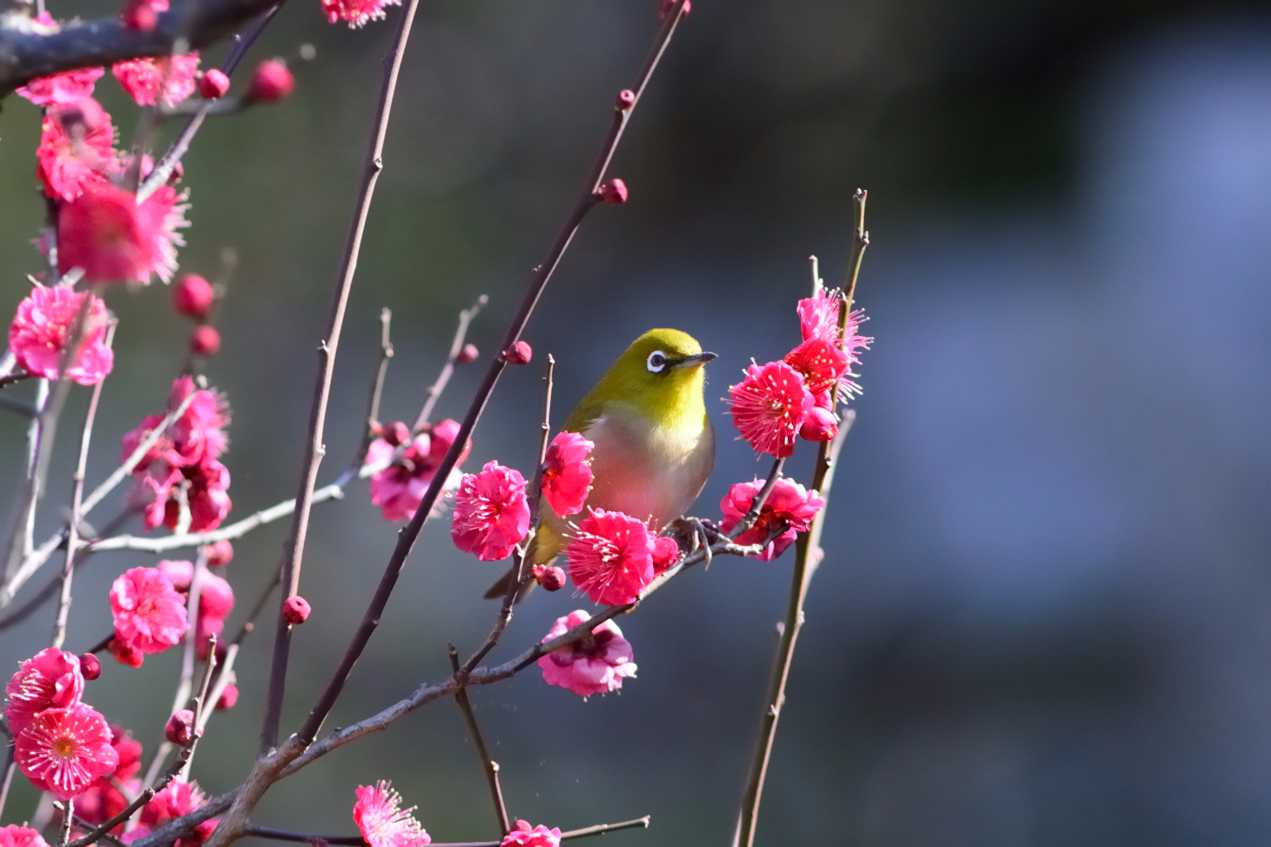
[[670, 516, 723, 569]]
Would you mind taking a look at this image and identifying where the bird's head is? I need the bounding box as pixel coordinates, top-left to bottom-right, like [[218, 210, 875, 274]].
[[594, 328, 716, 424]]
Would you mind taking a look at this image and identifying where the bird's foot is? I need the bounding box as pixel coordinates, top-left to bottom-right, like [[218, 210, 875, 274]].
[[669, 516, 724, 569]]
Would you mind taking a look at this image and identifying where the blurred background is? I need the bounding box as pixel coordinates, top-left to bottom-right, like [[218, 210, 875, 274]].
[[4, 0, 1271, 843]]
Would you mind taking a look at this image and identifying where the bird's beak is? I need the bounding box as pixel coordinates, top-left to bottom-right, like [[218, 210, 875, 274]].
[[671, 351, 717, 369]]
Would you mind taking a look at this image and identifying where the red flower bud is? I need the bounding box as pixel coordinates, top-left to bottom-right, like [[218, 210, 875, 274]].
[[798, 405, 838, 442], [383, 420, 411, 447], [282, 595, 311, 625], [532, 564, 567, 592], [503, 339, 532, 365], [651, 535, 681, 573], [121, 0, 158, 31], [247, 59, 295, 103], [80, 652, 102, 681], [173, 273, 215, 319], [597, 178, 629, 205], [616, 89, 636, 110], [216, 683, 239, 711], [165, 708, 195, 746], [658, 0, 691, 20], [457, 343, 479, 364], [200, 69, 230, 100], [201, 539, 234, 567], [190, 325, 221, 357]]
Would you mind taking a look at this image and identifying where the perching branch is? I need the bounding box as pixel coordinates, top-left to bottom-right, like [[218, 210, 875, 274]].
[[735, 190, 870, 847], [256, 0, 426, 754], [244, 816, 651, 846], [0, 0, 279, 96]]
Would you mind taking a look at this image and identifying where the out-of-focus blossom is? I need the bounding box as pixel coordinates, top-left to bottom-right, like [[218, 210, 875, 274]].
[[112, 54, 200, 108], [353, 781, 431, 847], [36, 98, 118, 202], [14, 703, 119, 799], [536, 610, 636, 698], [57, 183, 188, 284], [109, 567, 187, 656], [366, 419, 468, 521], [0, 825, 50, 847], [126, 778, 218, 847], [650, 535, 680, 573], [121, 0, 167, 31], [9, 285, 114, 385], [566, 509, 654, 605], [541, 431, 594, 517], [4, 648, 84, 736], [172, 273, 214, 319], [321, 0, 400, 28], [499, 821, 562, 847], [17, 67, 104, 107], [246, 59, 294, 102], [451, 461, 530, 561], [719, 477, 825, 561]]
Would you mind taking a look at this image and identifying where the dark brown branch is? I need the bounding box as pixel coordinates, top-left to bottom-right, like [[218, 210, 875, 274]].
[[258, 0, 423, 753], [52, 323, 114, 648], [736, 192, 870, 847], [415, 294, 488, 429], [0, 0, 277, 96], [0, 371, 32, 390], [448, 646, 510, 836], [245, 816, 650, 847], [296, 0, 691, 758]]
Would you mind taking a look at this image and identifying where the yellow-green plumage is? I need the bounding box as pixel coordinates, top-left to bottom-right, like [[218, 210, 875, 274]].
[[485, 328, 716, 599]]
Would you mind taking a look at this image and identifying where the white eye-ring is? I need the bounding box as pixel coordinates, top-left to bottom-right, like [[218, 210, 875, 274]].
[[646, 350, 668, 373]]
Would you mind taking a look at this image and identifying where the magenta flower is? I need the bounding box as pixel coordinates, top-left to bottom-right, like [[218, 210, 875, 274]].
[[783, 337, 848, 408], [122, 375, 230, 471], [16, 66, 104, 107], [76, 725, 143, 832], [353, 781, 431, 847], [500, 821, 562, 847], [719, 477, 825, 561], [321, 0, 401, 28], [451, 461, 531, 561], [367, 419, 469, 521], [138, 457, 232, 534], [112, 54, 200, 108], [795, 290, 872, 402], [9, 285, 114, 385], [194, 570, 234, 655], [796, 289, 843, 344], [110, 566, 188, 656], [566, 509, 654, 606], [727, 360, 813, 458], [57, 183, 189, 284], [537, 610, 637, 698], [0, 826, 50, 847], [36, 98, 119, 202], [127, 778, 219, 847], [541, 431, 594, 517], [4, 648, 85, 737], [15, 703, 119, 799], [650, 534, 681, 574]]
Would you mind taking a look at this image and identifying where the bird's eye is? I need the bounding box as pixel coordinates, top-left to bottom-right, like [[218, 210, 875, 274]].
[[646, 351, 668, 373]]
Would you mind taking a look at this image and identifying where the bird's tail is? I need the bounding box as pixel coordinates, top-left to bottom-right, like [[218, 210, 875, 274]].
[[482, 565, 534, 602]]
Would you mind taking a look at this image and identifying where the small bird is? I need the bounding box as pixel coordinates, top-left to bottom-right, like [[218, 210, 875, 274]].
[[485, 327, 716, 600]]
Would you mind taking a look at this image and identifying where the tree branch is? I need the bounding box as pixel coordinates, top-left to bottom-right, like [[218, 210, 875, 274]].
[[414, 294, 488, 430], [245, 816, 650, 847], [0, 0, 278, 96], [448, 645, 510, 836]]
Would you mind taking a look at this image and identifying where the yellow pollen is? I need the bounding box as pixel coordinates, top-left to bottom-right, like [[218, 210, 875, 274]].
[[52, 736, 77, 759]]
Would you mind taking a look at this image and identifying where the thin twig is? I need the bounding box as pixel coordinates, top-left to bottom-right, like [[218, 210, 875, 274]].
[[736, 195, 869, 847], [448, 646, 510, 835], [0, 743, 15, 821], [1, 386, 199, 607], [137, 5, 282, 201], [52, 324, 115, 648], [0, 371, 32, 390], [355, 308, 395, 469], [257, 0, 424, 754], [244, 816, 650, 847], [414, 294, 488, 429]]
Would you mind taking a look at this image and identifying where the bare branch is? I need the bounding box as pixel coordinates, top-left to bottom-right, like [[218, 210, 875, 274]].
[[448, 645, 510, 836], [415, 294, 488, 430]]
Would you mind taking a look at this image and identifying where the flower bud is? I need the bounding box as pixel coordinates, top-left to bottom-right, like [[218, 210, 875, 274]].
[[616, 89, 635, 110], [247, 59, 295, 103], [173, 273, 214, 319], [201, 539, 234, 567], [651, 535, 681, 573], [165, 708, 195, 746], [80, 652, 102, 681], [199, 69, 230, 100], [282, 595, 311, 625], [659, 0, 691, 20], [122, 0, 158, 31], [216, 683, 239, 711], [798, 405, 838, 442], [191, 325, 221, 357], [597, 178, 629, 205], [503, 340, 532, 365], [532, 564, 567, 592], [457, 343, 479, 364], [383, 420, 411, 447]]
